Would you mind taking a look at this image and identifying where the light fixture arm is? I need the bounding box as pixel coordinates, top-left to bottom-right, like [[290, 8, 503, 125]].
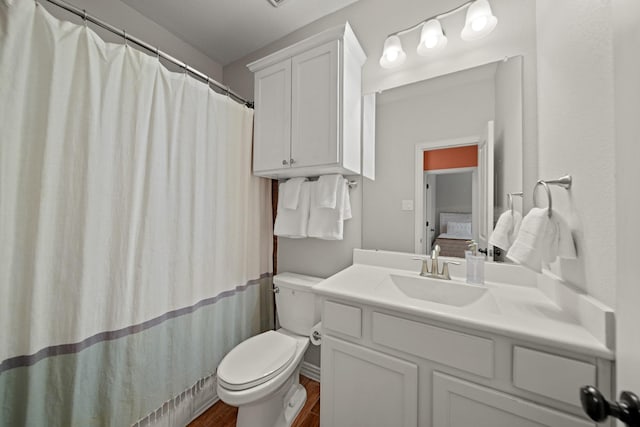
[[385, 0, 474, 38]]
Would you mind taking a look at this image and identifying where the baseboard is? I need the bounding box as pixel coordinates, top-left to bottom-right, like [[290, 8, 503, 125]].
[[300, 361, 321, 382]]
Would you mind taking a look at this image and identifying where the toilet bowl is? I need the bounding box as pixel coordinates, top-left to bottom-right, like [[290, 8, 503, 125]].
[[216, 273, 322, 427]]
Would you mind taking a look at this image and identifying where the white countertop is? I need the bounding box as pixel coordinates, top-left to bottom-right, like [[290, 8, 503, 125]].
[[312, 262, 614, 360]]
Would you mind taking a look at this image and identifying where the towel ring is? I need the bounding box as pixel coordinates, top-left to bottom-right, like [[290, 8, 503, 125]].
[[532, 175, 572, 218], [533, 181, 553, 217]]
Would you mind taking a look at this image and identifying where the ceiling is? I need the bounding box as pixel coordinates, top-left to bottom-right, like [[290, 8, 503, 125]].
[[121, 0, 360, 66]]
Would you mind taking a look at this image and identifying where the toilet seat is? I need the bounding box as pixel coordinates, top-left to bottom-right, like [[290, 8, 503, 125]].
[[217, 330, 298, 391]]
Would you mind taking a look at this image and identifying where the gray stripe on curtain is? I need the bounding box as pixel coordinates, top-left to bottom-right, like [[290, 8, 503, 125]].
[[0, 273, 272, 374]]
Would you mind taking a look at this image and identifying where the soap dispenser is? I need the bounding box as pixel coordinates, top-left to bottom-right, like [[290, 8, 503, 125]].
[[465, 241, 485, 285]]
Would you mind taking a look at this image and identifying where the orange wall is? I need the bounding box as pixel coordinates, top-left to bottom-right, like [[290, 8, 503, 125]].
[[424, 145, 478, 171]]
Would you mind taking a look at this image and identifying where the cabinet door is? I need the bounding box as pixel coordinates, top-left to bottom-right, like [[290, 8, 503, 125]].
[[253, 60, 291, 172], [321, 335, 418, 427], [291, 40, 339, 169], [433, 372, 594, 427]]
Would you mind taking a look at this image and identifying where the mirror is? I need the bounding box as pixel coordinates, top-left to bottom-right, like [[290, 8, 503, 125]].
[[362, 56, 523, 259]]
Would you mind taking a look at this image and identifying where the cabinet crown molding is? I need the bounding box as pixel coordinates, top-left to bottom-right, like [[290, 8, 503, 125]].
[[247, 22, 366, 73]]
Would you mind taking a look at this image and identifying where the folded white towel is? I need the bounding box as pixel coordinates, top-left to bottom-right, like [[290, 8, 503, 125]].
[[315, 174, 342, 209], [507, 207, 576, 272], [541, 210, 577, 264], [274, 181, 311, 238], [489, 210, 522, 251], [280, 177, 307, 210], [308, 179, 351, 240], [506, 208, 550, 272]]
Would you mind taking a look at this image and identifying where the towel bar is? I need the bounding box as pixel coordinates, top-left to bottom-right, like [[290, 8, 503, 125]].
[[533, 175, 572, 217]]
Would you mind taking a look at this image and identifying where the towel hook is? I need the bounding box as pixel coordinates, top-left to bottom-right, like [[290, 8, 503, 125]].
[[533, 175, 572, 218]]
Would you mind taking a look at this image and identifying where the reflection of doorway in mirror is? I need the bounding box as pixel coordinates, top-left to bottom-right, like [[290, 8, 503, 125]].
[[423, 146, 477, 258]]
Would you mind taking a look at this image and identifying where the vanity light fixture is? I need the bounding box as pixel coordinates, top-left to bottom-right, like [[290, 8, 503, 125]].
[[379, 0, 498, 69]]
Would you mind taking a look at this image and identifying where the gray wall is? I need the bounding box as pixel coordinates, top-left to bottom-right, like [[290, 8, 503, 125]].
[[435, 173, 474, 234], [40, 0, 223, 81]]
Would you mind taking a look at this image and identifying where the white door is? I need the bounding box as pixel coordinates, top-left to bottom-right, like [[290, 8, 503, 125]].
[[477, 121, 494, 254], [253, 60, 292, 172], [321, 335, 418, 427], [613, 0, 640, 416], [291, 40, 339, 169], [433, 372, 594, 427]]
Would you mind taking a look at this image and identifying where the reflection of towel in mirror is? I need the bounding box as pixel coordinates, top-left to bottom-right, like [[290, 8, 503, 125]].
[[489, 210, 522, 251], [274, 181, 311, 238], [507, 208, 576, 272], [308, 178, 351, 240]]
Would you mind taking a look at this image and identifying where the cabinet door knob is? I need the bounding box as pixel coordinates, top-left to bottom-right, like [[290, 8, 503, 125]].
[[290, 158, 296, 165], [580, 385, 640, 426], [282, 159, 288, 166]]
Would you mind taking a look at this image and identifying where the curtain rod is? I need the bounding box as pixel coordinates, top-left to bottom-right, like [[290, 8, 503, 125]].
[[41, 0, 254, 108]]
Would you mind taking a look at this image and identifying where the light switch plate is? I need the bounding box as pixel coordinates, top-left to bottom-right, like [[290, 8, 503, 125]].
[[402, 200, 414, 211]]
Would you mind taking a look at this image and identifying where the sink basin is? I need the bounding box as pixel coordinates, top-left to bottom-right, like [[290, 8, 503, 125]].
[[389, 274, 487, 307]]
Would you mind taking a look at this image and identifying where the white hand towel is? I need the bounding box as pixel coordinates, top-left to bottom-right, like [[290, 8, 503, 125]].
[[315, 174, 342, 209], [308, 179, 351, 240], [506, 208, 551, 272], [489, 210, 522, 251], [541, 210, 577, 265], [280, 177, 307, 210], [274, 181, 311, 238]]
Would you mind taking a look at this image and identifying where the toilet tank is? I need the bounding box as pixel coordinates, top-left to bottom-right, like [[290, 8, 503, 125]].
[[274, 272, 323, 336]]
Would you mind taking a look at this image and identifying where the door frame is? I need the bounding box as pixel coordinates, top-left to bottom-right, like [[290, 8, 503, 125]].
[[414, 136, 480, 254]]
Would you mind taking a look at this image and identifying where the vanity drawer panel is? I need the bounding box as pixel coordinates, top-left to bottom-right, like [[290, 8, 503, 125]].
[[323, 301, 362, 339], [513, 346, 596, 407], [372, 312, 494, 378]]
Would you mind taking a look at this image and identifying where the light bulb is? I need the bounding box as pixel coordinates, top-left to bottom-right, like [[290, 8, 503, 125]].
[[424, 35, 438, 49], [417, 19, 447, 56], [385, 49, 399, 62], [461, 0, 498, 41], [471, 15, 488, 32], [379, 35, 406, 68]]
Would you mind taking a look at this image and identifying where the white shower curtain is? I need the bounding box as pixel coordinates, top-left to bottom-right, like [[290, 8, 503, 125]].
[[0, 1, 273, 425]]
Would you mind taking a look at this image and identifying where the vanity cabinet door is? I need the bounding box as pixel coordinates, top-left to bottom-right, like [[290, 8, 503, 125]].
[[433, 372, 594, 427], [321, 335, 418, 427], [253, 59, 292, 173]]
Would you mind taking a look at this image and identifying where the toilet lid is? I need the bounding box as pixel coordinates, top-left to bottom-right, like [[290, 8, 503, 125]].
[[217, 330, 297, 391]]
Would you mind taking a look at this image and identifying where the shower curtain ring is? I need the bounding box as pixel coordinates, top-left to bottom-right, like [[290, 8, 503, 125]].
[[155, 47, 160, 60], [82, 9, 88, 26], [123, 30, 128, 47]]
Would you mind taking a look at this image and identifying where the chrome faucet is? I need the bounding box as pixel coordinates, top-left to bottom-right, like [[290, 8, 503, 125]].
[[413, 244, 460, 280]]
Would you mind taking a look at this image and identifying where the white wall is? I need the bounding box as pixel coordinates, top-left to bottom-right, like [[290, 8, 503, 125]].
[[224, 0, 537, 277], [363, 78, 494, 253], [612, 0, 640, 394], [535, 0, 616, 308], [40, 0, 223, 81]]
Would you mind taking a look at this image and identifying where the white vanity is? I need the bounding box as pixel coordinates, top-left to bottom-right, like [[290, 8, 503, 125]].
[[312, 249, 614, 427]]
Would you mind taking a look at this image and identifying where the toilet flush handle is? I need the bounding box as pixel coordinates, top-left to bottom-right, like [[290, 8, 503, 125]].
[[272, 286, 279, 294]]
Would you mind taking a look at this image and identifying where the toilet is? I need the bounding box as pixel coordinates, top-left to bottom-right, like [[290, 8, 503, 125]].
[[216, 272, 322, 427]]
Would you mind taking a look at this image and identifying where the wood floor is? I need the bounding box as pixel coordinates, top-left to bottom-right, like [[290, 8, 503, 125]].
[[189, 375, 320, 427]]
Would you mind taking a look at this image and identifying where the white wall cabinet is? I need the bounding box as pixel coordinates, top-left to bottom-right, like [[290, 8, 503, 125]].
[[319, 299, 610, 427], [248, 23, 366, 179]]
